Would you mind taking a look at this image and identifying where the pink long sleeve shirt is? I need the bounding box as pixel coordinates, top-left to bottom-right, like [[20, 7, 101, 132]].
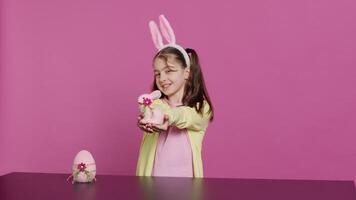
[[152, 100, 193, 177]]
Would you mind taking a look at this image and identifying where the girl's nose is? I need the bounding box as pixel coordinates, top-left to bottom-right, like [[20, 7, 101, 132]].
[[159, 73, 167, 82]]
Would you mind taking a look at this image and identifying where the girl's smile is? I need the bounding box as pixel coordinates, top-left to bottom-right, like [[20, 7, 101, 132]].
[[161, 83, 171, 89]]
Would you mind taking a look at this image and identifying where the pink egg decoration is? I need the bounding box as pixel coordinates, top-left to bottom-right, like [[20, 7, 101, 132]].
[[67, 150, 96, 184]]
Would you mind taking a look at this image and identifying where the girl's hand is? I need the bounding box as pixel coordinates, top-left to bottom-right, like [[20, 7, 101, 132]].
[[150, 115, 169, 133], [137, 114, 154, 133]]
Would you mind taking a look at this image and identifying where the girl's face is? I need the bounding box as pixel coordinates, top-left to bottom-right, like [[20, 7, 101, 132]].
[[153, 55, 190, 99]]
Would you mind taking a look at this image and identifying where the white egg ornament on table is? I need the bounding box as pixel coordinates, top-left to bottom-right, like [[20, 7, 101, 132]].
[[67, 150, 96, 184]]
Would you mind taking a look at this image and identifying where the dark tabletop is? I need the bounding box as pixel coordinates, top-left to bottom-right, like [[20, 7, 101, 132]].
[[0, 172, 355, 200]]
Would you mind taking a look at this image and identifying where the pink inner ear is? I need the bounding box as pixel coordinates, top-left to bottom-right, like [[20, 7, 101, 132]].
[[159, 15, 176, 44], [149, 21, 163, 49]]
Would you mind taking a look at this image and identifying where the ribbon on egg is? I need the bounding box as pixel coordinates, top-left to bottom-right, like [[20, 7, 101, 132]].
[[66, 162, 96, 183]]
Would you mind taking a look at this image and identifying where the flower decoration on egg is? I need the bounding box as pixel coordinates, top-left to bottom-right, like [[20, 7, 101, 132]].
[[77, 162, 86, 172], [73, 163, 92, 179]]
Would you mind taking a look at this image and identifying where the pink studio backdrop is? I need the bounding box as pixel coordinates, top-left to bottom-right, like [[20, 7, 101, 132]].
[[1, 0, 356, 180]]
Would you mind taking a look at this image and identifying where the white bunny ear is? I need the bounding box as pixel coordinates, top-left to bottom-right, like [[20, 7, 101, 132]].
[[149, 21, 164, 49], [159, 14, 176, 44], [150, 90, 162, 100]]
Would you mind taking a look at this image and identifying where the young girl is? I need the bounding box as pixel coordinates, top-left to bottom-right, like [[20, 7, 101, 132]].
[[136, 15, 214, 178]]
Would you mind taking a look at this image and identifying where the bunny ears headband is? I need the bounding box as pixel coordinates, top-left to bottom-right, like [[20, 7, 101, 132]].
[[149, 15, 191, 67]]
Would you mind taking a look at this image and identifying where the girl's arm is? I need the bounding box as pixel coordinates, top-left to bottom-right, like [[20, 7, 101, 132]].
[[162, 101, 212, 131]]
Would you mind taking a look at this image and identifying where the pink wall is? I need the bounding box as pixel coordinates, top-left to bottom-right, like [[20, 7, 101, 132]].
[[1, 0, 356, 180]]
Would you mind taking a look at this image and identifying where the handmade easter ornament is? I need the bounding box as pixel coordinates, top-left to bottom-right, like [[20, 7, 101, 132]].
[[149, 14, 191, 67], [138, 90, 164, 124], [67, 150, 96, 184]]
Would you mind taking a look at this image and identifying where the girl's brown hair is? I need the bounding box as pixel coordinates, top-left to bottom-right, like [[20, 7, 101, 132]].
[[152, 47, 214, 121]]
